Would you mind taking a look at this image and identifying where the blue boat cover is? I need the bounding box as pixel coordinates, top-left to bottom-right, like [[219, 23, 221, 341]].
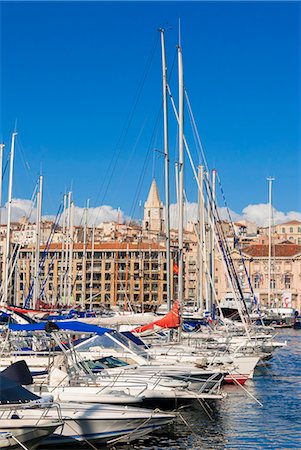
[[8, 320, 113, 335]]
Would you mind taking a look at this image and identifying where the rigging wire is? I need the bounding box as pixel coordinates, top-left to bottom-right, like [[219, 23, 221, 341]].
[[184, 87, 260, 319], [25, 202, 63, 308], [167, 83, 252, 328]]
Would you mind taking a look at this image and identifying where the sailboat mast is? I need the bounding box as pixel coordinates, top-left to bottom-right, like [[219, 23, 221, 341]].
[[197, 165, 204, 310], [210, 169, 216, 314], [64, 191, 71, 303], [4, 132, 17, 305], [82, 198, 89, 309], [60, 194, 67, 302], [67, 200, 74, 306], [33, 175, 43, 309], [177, 43, 184, 331], [205, 171, 211, 313], [175, 162, 179, 206], [89, 225, 95, 310], [267, 176, 274, 308], [159, 28, 171, 312], [0, 143, 4, 225]]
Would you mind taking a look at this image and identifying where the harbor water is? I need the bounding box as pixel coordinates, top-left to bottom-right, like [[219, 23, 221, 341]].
[[46, 329, 301, 450]]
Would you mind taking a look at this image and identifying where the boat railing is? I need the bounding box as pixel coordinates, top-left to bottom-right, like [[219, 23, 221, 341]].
[[196, 373, 223, 395], [95, 372, 149, 396], [0, 401, 63, 426]]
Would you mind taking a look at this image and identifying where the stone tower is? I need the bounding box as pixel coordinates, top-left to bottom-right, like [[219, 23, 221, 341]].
[[143, 179, 164, 233]]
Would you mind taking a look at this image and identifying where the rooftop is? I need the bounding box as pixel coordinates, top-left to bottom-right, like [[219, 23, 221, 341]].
[[243, 243, 301, 258], [277, 220, 301, 226]]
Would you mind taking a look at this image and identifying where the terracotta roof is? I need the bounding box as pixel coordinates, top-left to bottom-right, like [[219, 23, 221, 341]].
[[243, 243, 301, 258], [278, 220, 301, 226], [234, 222, 247, 227]]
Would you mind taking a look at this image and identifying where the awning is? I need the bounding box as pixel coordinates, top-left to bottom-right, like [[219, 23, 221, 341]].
[[8, 320, 113, 336]]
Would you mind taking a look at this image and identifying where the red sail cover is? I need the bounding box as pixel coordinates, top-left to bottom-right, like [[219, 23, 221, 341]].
[[133, 301, 180, 333]]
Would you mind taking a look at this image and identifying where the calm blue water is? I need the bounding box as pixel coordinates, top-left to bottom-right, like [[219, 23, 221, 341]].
[[45, 329, 301, 449]]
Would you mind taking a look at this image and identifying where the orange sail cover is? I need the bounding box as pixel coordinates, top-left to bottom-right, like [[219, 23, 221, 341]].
[[133, 301, 180, 334]]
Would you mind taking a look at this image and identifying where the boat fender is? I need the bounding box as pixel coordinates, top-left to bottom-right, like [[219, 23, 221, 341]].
[[27, 395, 54, 407], [195, 358, 209, 368]]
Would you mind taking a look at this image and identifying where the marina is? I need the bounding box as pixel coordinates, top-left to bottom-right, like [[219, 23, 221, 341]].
[[48, 329, 300, 450], [0, 313, 299, 448], [0, 2, 300, 449]]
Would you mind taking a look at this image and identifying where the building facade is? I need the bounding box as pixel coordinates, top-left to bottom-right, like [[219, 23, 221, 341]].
[[214, 243, 301, 312], [15, 242, 177, 310], [1, 179, 301, 313]]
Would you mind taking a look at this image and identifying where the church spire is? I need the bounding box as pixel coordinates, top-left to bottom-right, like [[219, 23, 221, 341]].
[[143, 179, 164, 233], [145, 179, 161, 207]]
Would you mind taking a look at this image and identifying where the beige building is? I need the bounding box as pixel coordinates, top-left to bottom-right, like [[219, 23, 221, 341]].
[[1, 177, 301, 313], [15, 241, 177, 310], [215, 242, 301, 312], [274, 220, 301, 244]]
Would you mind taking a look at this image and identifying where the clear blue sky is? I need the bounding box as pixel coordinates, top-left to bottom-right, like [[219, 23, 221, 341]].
[[0, 1, 300, 219]]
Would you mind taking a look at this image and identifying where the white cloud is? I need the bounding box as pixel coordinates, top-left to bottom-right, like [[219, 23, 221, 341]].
[[218, 206, 242, 223], [169, 202, 198, 229], [72, 205, 125, 227], [241, 204, 301, 227], [0, 198, 125, 227], [0, 199, 36, 224], [44, 205, 126, 227], [168, 201, 301, 228], [1, 198, 300, 229]]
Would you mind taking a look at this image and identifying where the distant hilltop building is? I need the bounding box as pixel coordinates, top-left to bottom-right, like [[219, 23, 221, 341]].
[[143, 179, 164, 234]]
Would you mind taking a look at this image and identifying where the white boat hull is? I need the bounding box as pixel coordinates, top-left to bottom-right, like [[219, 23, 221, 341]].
[[23, 403, 175, 445], [0, 421, 60, 449]]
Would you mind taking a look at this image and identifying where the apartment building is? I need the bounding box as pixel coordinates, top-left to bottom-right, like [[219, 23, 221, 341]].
[[15, 242, 176, 310], [215, 242, 301, 312]]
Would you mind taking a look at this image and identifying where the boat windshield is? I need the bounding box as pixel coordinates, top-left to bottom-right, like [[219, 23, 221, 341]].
[[94, 356, 129, 369], [75, 331, 150, 360]]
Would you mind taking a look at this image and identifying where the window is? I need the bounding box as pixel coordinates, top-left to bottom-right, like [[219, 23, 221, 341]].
[[290, 227, 293, 233], [254, 274, 261, 289], [284, 275, 291, 289], [270, 278, 276, 289], [298, 227, 301, 233], [282, 228, 285, 233]]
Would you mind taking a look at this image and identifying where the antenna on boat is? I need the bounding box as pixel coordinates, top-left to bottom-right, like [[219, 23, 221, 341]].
[[178, 17, 181, 48]]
